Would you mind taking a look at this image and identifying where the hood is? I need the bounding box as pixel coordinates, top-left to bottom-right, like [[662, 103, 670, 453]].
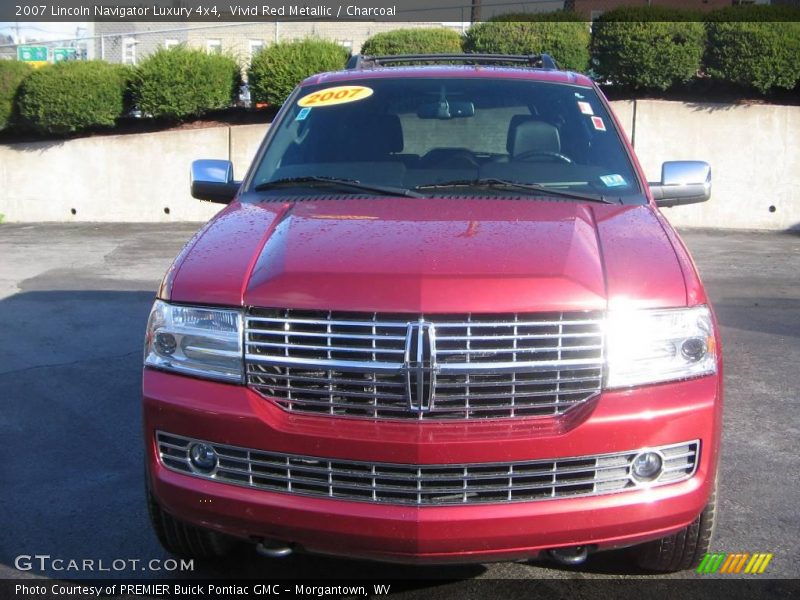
[[167, 198, 687, 313]]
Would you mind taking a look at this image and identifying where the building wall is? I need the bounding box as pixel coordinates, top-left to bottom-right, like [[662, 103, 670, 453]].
[[90, 22, 190, 63], [90, 22, 462, 68], [186, 22, 459, 61]]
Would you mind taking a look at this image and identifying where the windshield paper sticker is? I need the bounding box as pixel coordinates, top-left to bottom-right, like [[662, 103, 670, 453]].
[[600, 174, 627, 188], [577, 101, 594, 115], [295, 107, 311, 121], [591, 116, 606, 131], [297, 86, 374, 108]]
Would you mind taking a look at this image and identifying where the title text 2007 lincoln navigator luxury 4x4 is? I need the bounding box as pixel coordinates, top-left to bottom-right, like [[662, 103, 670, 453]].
[[143, 54, 721, 571]]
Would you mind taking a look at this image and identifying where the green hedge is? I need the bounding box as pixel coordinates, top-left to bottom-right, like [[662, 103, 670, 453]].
[[705, 6, 800, 94], [591, 7, 706, 91], [132, 47, 240, 120], [464, 12, 590, 72], [0, 60, 32, 130], [361, 28, 463, 56], [248, 38, 349, 107], [16, 61, 129, 135]]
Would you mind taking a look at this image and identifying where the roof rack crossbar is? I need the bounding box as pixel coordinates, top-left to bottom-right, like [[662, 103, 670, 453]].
[[346, 53, 559, 71]]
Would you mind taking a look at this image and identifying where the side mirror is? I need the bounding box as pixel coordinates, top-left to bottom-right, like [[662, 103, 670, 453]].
[[190, 160, 240, 204], [650, 161, 711, 208]]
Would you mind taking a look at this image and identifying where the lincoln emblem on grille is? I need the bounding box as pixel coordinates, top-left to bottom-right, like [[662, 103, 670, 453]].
[[403, 321, 438, 412]]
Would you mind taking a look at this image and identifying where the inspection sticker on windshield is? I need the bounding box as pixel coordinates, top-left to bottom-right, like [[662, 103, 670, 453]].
[[295, 107, 311, 121], [591, 116, 606, 131], [297, 85, 373, 108], [577, 101, 594, 115], [600, 174, 627, 188]]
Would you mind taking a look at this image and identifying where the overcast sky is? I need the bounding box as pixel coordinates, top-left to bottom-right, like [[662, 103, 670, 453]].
[[0, 22, 89, 43]]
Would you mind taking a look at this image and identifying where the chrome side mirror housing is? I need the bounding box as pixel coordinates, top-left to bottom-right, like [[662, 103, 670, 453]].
[[190, 160, 240, 204], [650, 161, 711, 208]]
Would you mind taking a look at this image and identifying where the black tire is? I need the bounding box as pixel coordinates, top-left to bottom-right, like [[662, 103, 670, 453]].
[[633, 479, 717, 573], [146, 478, 237, 559]]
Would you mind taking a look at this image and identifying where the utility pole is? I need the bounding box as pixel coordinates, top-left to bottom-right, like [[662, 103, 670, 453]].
[[471, 0, 481, 23]]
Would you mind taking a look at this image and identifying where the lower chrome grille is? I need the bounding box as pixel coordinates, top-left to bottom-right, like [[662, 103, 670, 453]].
[[157, 432, 699, 506], [245, 309, 604, 420]]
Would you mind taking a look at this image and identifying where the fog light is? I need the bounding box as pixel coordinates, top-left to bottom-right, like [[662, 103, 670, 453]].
[[189, 443, 218, 472], [632, 451, 663, 482], [681, 337, 707, 362], [155, 332, 177, 356]]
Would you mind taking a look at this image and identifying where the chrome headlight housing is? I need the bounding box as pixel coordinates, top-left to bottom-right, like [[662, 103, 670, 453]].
[[144, 300, 243, 383], [606, 305, 717, 389]]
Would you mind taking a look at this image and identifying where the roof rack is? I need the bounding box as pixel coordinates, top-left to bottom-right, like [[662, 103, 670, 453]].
[[345, 53, 559, 71]]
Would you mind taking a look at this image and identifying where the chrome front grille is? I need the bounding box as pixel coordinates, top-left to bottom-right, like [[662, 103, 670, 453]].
[[245, 309, 604, 420], [157, 432, 699, 506]]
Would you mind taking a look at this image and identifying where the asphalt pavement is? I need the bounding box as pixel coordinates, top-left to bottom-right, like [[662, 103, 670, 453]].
[[0, 223, 798, 583]]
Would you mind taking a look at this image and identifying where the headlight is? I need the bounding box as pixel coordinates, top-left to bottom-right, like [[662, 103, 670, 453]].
[[144, 300, 243, 383], [606, 305, 717, 389]]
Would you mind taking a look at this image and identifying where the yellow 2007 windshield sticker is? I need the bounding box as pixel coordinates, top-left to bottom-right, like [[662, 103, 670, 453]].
[[297, 86, 373, 108]]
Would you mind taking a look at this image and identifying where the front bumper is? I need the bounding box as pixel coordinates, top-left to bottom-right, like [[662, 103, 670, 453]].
[[143, 369, 722, 564]]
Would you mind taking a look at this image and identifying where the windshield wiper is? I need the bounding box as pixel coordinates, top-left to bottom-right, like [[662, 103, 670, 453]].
[[414, 178, 617, 204], [253, 176, 423, 198]]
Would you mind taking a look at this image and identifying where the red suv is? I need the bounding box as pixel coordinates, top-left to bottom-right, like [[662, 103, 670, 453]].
[[143, 54, 721, 572]]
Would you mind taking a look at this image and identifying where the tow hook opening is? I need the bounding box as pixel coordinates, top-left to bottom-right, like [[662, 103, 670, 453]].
[[548, 545, 592, 565], [255, 539, 294, 558]]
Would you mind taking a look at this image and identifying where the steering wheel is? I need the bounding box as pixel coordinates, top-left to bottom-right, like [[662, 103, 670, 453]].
[[514, 150, 573, 164]]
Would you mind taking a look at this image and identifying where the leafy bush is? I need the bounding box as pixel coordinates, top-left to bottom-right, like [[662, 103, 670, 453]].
[[361, 28, 463, 56], [0, 60, 32, 130], [705, 6, 800, 94], [132, 46, 240, 120], [248, 38, 349, 107], [16, 61, 129, 134], [464, 12, 590, 72], [591, 7, 705, 91], [486, 10, 583, 22]]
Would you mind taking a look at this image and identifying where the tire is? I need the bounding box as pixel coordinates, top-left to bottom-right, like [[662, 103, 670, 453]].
[[146, 476, 237, 559], [633, 478, 717, 573]]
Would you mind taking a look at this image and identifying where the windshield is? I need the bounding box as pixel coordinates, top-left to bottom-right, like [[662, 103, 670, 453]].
[[247, 77, 644, 203]]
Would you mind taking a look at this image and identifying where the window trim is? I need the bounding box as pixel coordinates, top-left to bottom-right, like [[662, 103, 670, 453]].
[[206, 39, 222, 55]]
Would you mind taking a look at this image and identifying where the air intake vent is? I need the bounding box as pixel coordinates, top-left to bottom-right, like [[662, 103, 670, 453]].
[[158, 432, 699, 506]]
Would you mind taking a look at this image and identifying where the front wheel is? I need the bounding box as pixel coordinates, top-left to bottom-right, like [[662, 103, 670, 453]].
[[146, 475, 238, 559], [633, 479, 717, 572]]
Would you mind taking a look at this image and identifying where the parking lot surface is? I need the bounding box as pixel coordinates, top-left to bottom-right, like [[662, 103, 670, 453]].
[[0, 223, 798, 582]]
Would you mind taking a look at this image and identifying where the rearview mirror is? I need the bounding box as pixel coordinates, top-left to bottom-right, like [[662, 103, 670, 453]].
[[650, 161, 711, 208], [190, 160, 240, 204], [417, 100, 475, 120]]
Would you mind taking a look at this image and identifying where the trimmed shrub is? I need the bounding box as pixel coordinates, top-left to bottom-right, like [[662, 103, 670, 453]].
[[0, 60, 32, 130], [486, 10, 583, 22], [463, 12, 590, 72], [132, 46, 240, 120], [705, 6, 800, 94], [591, 7, 705, 91], [361, 28, 463, 56], [248, 38, 349, 107], [16, 61, 129, 135]]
